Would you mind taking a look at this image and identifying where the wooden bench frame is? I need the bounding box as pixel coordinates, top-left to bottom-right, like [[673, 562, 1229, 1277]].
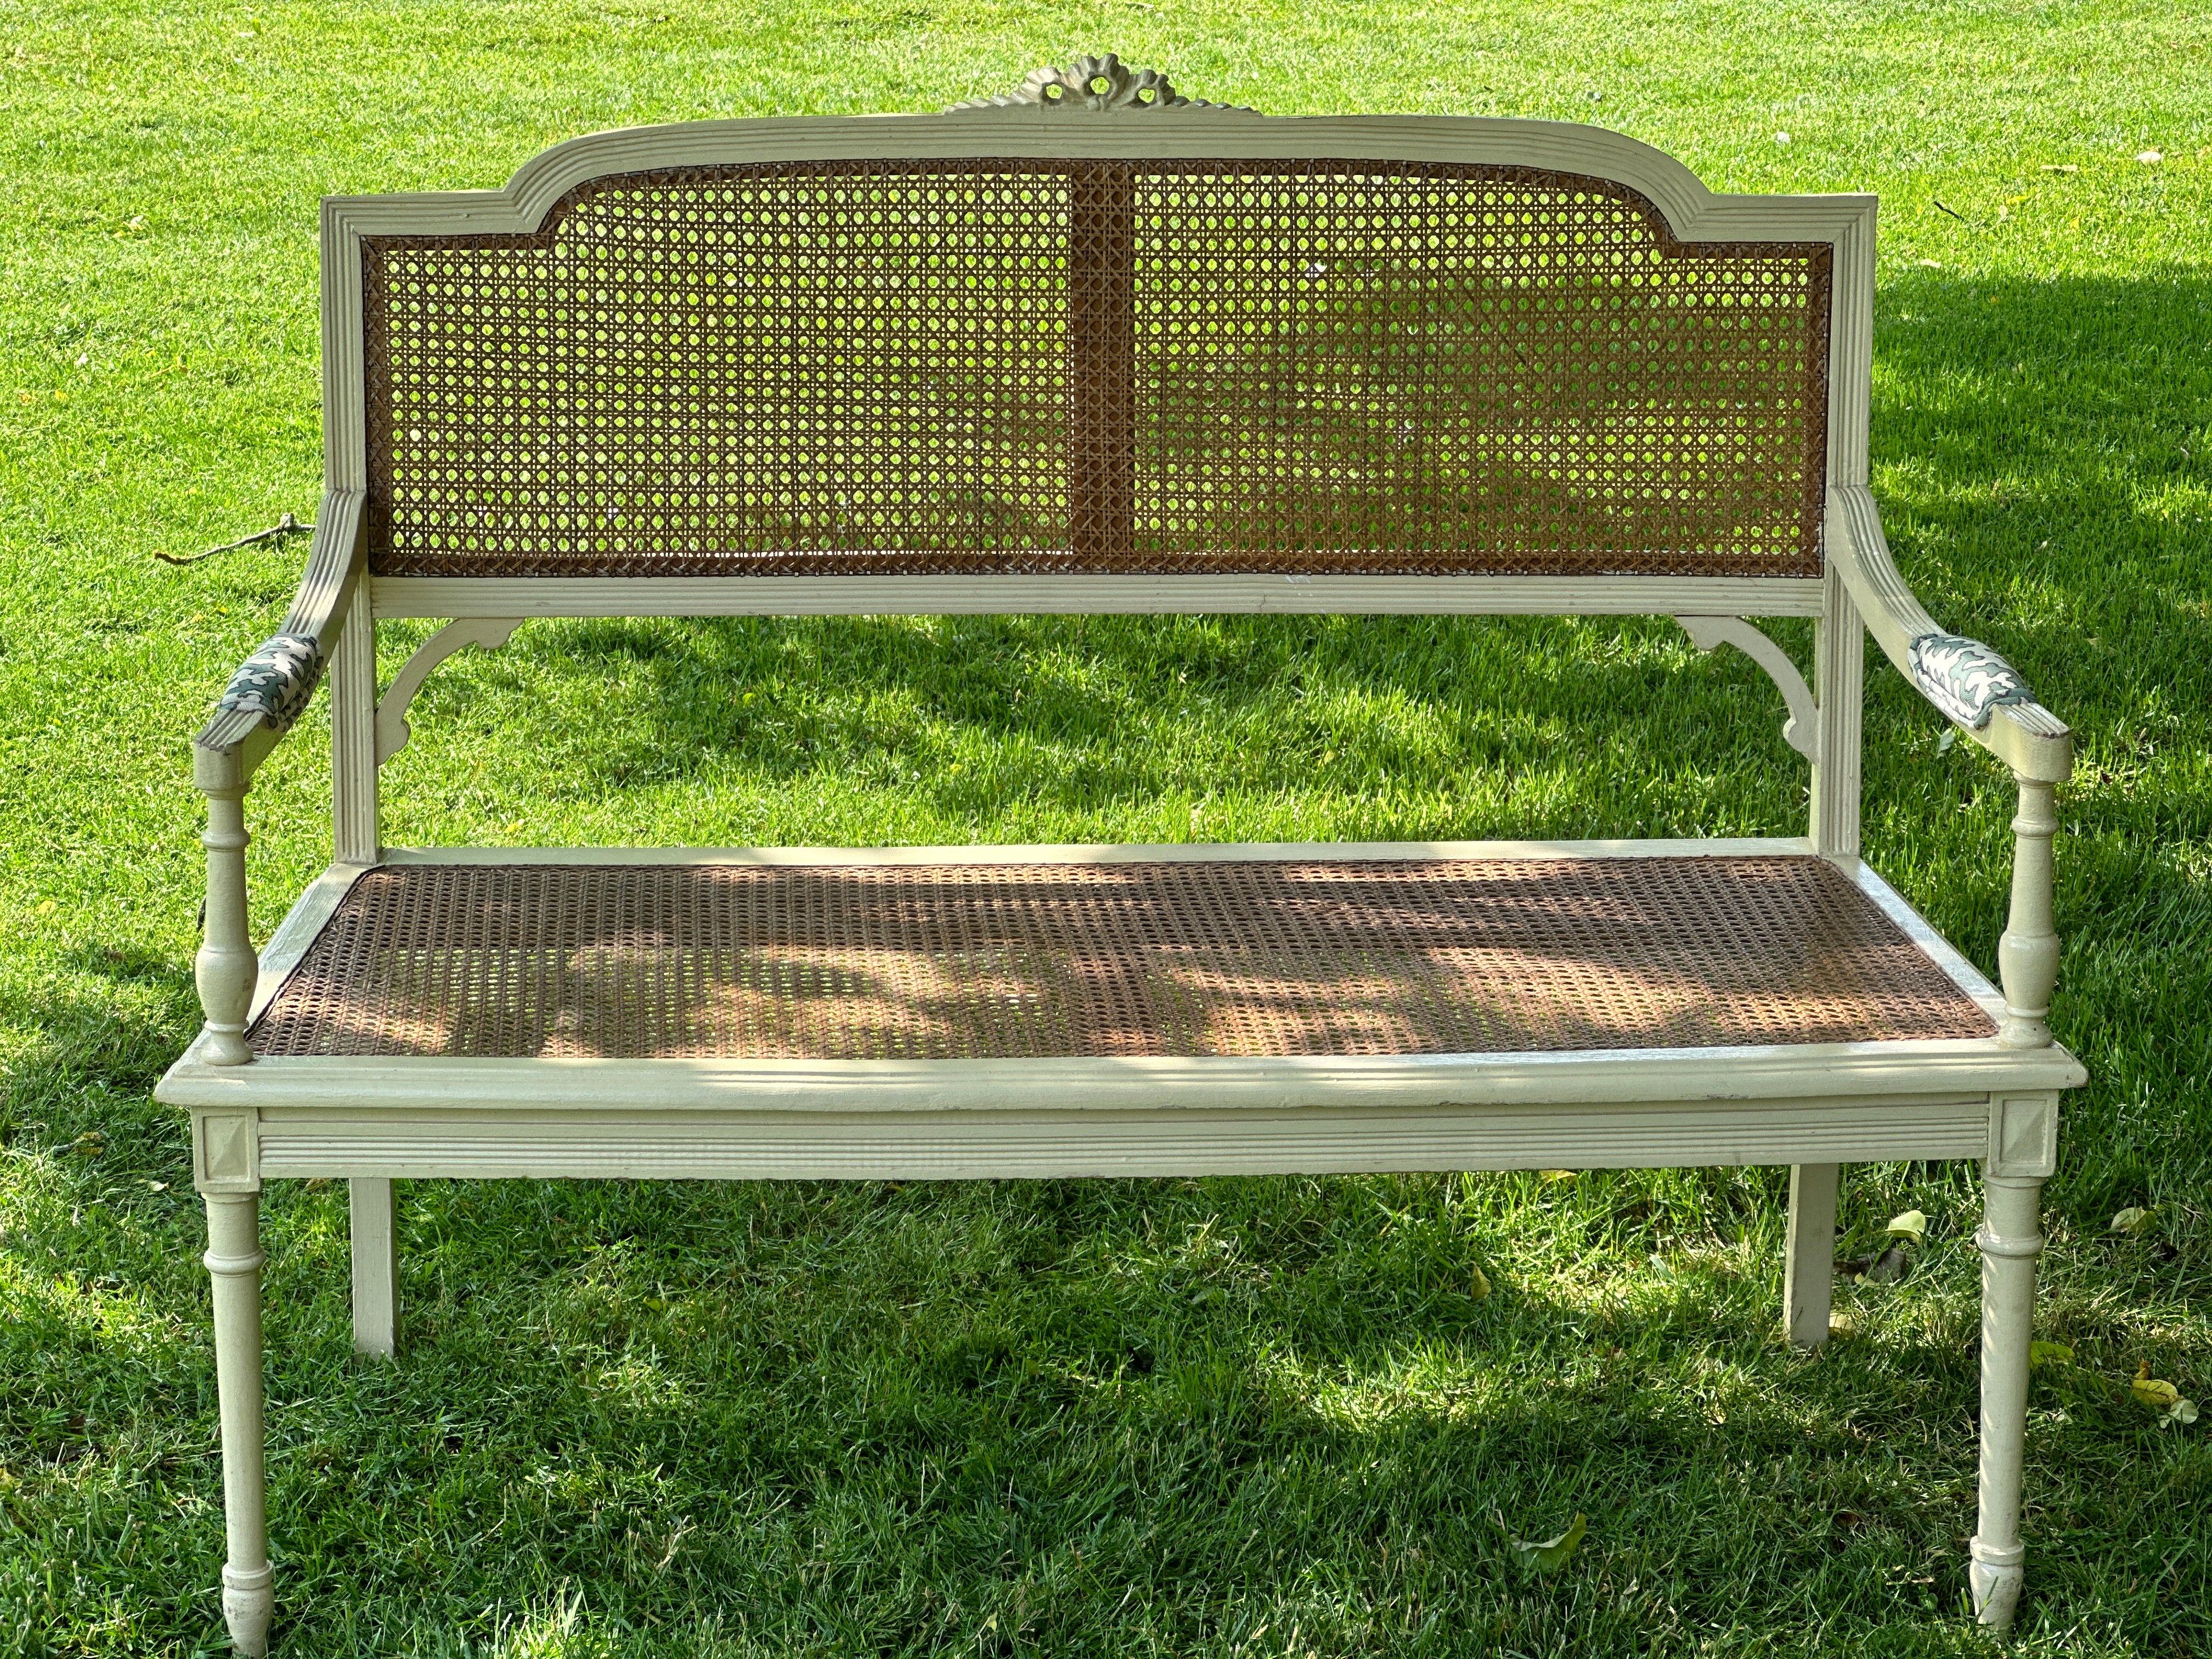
[[157, 59, 2085, 1652]]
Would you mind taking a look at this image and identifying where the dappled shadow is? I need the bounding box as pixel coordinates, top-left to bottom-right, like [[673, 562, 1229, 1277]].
[[375, 269, 2212, 861], [240, 1168, 2211, 1654], [0, 974, 195, 1129], [1865, 265, 2212, 748]]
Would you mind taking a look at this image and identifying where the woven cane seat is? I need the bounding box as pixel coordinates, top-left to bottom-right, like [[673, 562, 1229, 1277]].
[[248, 856, 1991, 1061]]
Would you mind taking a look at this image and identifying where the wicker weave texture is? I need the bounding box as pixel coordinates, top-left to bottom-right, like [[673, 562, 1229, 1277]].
[[250, 857, 1989, 1060], [362, 160, 1831, 580]]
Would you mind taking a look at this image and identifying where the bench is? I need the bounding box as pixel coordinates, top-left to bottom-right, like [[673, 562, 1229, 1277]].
[[156, 57, 2086, 1652]]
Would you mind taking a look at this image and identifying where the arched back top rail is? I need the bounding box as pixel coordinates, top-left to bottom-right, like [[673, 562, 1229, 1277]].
[[323, 106, 1876, 591]]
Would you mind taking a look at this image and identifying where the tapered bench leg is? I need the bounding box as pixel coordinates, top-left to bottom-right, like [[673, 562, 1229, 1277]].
[[205, 1192, 273, 1657], [1970, 1170, 2044, 1629], [349, 1177, 398, 1358], [1784, 1163, 1840, 1349]]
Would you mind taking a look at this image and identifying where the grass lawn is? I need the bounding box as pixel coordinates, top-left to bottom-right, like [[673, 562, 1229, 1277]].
[[3, 1, 2210, 1652]]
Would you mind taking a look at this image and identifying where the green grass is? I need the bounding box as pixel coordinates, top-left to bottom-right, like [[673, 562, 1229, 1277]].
[[3, 1, 2210, 1652]]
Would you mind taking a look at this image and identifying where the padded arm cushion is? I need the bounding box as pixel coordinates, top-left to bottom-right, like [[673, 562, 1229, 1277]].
[[213, 634, 328, 733], [1825, 483, 2072, 783]]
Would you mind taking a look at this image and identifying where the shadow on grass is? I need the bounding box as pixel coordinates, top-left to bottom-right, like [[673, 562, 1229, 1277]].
[[222, 1170, 2209, 1656], [412, 267, 2212, 834]]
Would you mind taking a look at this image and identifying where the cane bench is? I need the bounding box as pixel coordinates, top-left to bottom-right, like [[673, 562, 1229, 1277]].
[[156, 56, 2086, 1652]]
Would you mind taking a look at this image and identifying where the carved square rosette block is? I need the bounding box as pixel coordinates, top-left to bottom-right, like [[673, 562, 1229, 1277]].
[[1987, 1093, 2059, 1180], [193, 1108, 262, 1194]]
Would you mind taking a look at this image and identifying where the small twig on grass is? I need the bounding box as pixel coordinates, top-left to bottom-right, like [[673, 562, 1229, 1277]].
[[155, 511, 314, 566], [1932, 198, 1970, 225]]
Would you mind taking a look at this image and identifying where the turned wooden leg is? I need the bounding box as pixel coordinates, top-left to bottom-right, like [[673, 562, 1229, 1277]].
[[206, 1192, 273, 1656], [1784, 1163, 1840, 1349], [1971, 1171, 2043, 1629], [349, 1177, 398, 1358]]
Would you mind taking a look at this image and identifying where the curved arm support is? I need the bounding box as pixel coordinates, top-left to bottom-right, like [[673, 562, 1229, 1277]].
[[1674, 616, 1820, 764], [185, 488, 366, 1065], [1827, 485, 2070, 1049], [1825, 484, 2070, 783], [194, 489, 366, 768], [374, 618, 524, 765]]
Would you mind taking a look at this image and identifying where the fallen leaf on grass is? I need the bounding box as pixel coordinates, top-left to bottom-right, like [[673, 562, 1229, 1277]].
[[2109, 1206, 2153, 1235], [1884, 1209, 1927, 1242], [1506, 1512, 1587, 1573], [2131, 1362, 2198, 1429], [2028, 1341, 2074, 1369], [1538, 1170, 1578, 1185], [1469, 1263, 1491, 1301]]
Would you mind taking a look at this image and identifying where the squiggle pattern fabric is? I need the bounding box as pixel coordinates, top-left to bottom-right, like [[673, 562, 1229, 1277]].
[[1909, 632, 2035, 730], [214, 633, 326, 734]]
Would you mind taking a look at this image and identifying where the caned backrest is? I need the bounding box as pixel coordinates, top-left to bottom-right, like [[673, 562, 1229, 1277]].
[[324, 74, 1876, 610]]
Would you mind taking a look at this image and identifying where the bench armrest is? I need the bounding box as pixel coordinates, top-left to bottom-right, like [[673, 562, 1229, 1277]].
[[1826, 483, 2070, 785], [1827, 482, 2069, 1049], [189, 488, 365, 1065], [193, 488, 367, 778]]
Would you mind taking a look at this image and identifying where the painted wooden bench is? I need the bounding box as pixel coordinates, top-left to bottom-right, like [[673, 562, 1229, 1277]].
[[156, 57, 2085, 1652]]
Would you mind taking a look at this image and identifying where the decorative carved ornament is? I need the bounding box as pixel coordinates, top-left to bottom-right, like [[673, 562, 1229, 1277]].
[[1908, 632, 2039, 730], [214, 633, 326, 735], [949, 53, 1254, 114]]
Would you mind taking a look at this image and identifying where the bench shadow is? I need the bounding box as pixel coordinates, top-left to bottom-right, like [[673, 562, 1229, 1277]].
[[259, 1169, 2159, 1650], [382, 267, 2211, 854], [1861, 264, 2212, 754]]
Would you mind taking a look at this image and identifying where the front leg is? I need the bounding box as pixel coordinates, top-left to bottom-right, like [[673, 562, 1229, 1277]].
[[1970, 1170, 2044, 1629], [205, 1192, 274, 1655]]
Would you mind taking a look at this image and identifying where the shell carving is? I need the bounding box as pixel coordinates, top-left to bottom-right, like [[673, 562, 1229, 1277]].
[[949, 54, 1252, 114]]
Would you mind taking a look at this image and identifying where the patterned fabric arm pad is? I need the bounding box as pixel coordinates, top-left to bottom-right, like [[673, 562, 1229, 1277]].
[[214, 634, 328, 735], [1906, 633, 2041, 732]]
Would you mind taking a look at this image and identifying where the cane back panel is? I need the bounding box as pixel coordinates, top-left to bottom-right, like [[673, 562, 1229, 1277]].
[[249, 856, 1990, 1060], [361, 159, 1833, 580]]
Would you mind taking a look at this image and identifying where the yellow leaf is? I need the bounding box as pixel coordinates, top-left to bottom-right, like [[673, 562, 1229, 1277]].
[[2131, 1362, 2183, 1413], [36, 899, 57, 915], [1469, 1263, 1491, 1302], [1539, 1170, 1578, 1185], [1884, 1209, 1927, 1242]]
